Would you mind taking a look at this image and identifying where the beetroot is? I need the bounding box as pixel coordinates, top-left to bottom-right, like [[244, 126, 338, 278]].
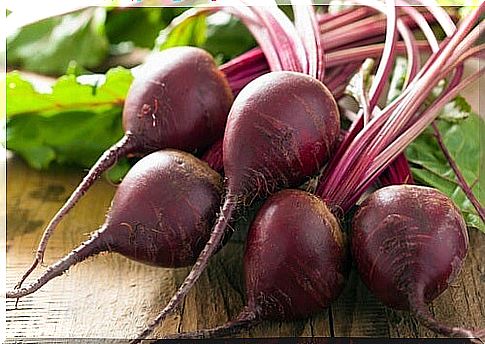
[[352, 185, 483, 339], [135, 71, 341, 338], [122, 47, 232, 152], [7, 150, 223, 299], [164, 189, 348, 339], [17, 46, 233, 288], [222, 72, 339, 197]]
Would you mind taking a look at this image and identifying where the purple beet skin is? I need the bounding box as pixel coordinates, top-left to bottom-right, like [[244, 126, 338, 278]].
[[245, 189, 348, 320], [7, 150, 223, 299], [15, 46, 233, 290], [352, 185, 468, 309], [136, 71, 342, 338], [351, 185, 483, 339], [123, 47, 233, 153], [103, 149, 223, 267], [161, 189, 348, 339], [223, 71, 340, 199]]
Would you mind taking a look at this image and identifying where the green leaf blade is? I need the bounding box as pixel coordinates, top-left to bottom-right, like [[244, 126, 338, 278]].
[[406, 113, 484, 232], [6, 67, 132, 118], [7, 8, 109, 75], [5, 67, 134, 181]]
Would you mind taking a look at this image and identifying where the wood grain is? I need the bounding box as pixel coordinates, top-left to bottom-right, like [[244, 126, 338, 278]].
[[5, 156, 484, 340]]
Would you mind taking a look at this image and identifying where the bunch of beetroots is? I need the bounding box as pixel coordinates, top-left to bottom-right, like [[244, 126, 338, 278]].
[[9, 57, 347, 340], [9, 0, 437, 289], [138, 2, 483, 340], [9, 67, 344, 310], [13, 46, 234, 288], [8, 1, 485, 342]]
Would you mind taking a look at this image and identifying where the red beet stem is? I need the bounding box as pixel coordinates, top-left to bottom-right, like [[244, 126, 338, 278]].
[[201, 138, 224, 174], [379, 154, 414, 186], [161, 308, 258, 340], [15, 134, 138, 290], [410, 287, 482, 340], [320, 7, 375, 32], [7, 230, 107, 299], [133, 198, 238, 341]]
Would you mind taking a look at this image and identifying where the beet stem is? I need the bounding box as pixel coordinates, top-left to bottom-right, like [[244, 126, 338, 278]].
[[15, 134, 138, 290], [410, 288, 482, 340], [159, 308, 258, 340], [7, 229, 106, 299], [133, 199, 238, 341]]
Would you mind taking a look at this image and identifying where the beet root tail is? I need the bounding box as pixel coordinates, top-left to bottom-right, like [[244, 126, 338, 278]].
[[15, 135, 138, 290], [411, 294, 484, 341], [132, 198, 238, 343], [6, 231, 106, 299], [161, 308, 258, 340]]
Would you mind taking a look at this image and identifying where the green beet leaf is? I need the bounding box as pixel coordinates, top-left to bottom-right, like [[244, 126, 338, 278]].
[[5, 67, 134, 180], [406, 113, 484, 232], [6, 67, 132, 118], [7, 108, 124, 170], [155, 11, 255, 63], [155, 11, 208, 51], [7, 8, 109, 76], [105, 7, 185, 49]]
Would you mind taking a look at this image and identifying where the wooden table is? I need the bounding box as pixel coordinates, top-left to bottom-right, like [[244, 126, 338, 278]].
[[4, 154, 484, 340]]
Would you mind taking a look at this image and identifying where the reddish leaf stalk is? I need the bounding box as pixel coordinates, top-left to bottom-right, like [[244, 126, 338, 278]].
[[396, 19, 420, 85], [352, 67, 484, 213], [292, 0, 325, 79], [379, 154, 414, 186], [224, 6, 283, 71], [349, 68, 484, 213], [416, 0, 457, 37], [320, 7, 376, 32], [357, 0, 398, 112], [397, 1, 440, 52], [326, 62, 362, 92], [222, 42, 432, 96], [245, 4, 306, 72], [317, 5, 484, 212]]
